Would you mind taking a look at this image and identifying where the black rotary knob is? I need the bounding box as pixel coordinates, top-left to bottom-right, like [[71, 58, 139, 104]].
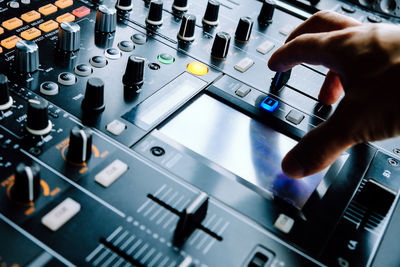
[[67, 126, 93, 163], [81, 78, 105, 112], [202, 0, 220, 27], [146, 0, 163, 27], [116, 0, 133, 11], [258, 0, 276, 26], [172, 0, 188, 13], [13, 163, 41, 203], [0, 74, 13, 111], [235, 16, 254, 42], [26, 98, 52, 136], [177, 14, 196, 42], [123, 55, 145, 87], [211, 32, 231, 59]]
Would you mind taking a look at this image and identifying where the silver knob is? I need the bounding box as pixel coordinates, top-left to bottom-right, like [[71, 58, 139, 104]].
[[15, 40, 39, 73], [95, 5, 117, 33], [58, 21, 81, 52]]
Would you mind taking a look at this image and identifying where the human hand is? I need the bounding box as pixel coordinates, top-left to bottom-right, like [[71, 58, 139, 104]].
[[268, 10, 400, 179]]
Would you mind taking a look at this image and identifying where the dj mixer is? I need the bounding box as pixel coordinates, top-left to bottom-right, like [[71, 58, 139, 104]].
[[0, 0, 400, 266]]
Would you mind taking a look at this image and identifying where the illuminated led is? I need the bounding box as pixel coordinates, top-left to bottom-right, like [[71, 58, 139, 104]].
[[260, 97, 278, 112], [186, 62, 208, 76], [157, 53, 175, 64]]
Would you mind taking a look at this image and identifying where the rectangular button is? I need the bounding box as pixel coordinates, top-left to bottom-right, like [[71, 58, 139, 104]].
[[106, 120, 126, 136], [274, 214, 294, 233], [72, 6, 91, 18], [256, 41, 274, 55], [56, 13, 75, 23], [39, 20, 59, 33], [55, 0, 73, 9], [235, 85, 251, 98], [39, 4, 58, 16], [21, 10, 41, 23], [0, 47, 2, 54], [95, 159, 128, 187], [1, 35, 22, 50], [41, 198, 81, 231], [286, 110, 305, 125], [0, 27, 4, 35], [279, 25, 294, 36], [20, 27, 41, 40], [2, 17, 23, 30], [234, 57, 254, 73]]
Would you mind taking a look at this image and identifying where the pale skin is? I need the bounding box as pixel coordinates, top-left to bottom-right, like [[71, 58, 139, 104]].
[[268, 10, 400, 179]]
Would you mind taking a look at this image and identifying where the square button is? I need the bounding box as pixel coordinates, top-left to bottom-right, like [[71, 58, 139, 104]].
[[106, 120, 126, 136], [286, 109, 305, 125], [21, 10, 41, 23], [260, 97, 278, 112], [274, 214, 294, 233], [2, 17, 23, 30], [72, 6, 91, 18], [235, 85, 251, 98], [39, 20, 59, 33], [39, 4, 58, 16], [20, 27, 41, 40]]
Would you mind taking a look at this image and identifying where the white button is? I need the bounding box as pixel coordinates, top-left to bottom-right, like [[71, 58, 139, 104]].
[[279, 25, 294, 36], [58, 72, 76, 86], [286, 110, 305, 125], [95, 159, 128, 187], [256, 41, 274, 55], [274, 214, 294, 233], [106, 120, 126, 136], [235, 85, 251, 98], [234, 57, 254, 73], [41, 198, 81, 231]]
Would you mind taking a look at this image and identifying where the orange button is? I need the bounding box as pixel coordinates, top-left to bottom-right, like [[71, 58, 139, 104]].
[[2, 17, 24, 30], [55, 0, 73, 9], [72, 6, 91, 18], [0, 27, 3, 35], [56, 13, 75, 23], [21, 10, 41, 23], [1, 35, 22, 50], [0, 47, 2, 54], [39, 20, 59, 33], [39, 4, 58, 16], [20, 28, 41, 40]]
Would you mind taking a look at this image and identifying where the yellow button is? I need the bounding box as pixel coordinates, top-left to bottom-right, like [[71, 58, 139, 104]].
[[39, 4, 58, 16], [187, 62, 209, 76], [56, 13, 75, 23], [0, 27, 3, 35], [1, 35, 22, 50], [20, 28, 41, 40], [2, 17, 24, 30], [21, 10, 41, 23], [55, 0, 73, 9], [39, 20, 59, 33]]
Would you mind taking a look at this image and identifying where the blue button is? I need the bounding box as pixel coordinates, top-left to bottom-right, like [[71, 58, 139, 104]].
[[260, 97, 278, 112]]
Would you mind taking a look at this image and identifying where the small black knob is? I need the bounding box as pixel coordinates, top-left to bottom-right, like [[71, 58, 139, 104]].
[[235, 16, 253, 42], [202, 0, 220, 27], [67, 126, 93, 163], [172, 0, 188, 12], [258, 0, 276, 26], [146, 0, 163, 27], [178, 14, 196, 42], [13, 163, 41, 203], [26, 98, 52, 136], [116, 0, 133, 11], [123, 55, 145, 88], [0, 74, 13, 110], [81, 78, 105, 112], [211, 31, 231, 59]]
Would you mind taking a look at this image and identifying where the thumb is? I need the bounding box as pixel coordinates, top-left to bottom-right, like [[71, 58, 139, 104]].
[[282, 105, 354, 179]]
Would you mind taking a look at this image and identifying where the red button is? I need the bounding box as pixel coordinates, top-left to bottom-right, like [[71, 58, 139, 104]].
[[72, 6, 90, 18]]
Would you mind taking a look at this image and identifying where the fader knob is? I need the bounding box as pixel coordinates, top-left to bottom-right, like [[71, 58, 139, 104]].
[[211, 32, 231, 59], [258, 0, 276, 26], [82, 78, 105, 112], [115, 0, 133, 11], [202, 0, 220, 27], [235, 16, 254, 42], [14, 40, 39, 73], [13, 163, 41, 203], [26, 99, 52, 136], [146, 0, 163, 27], [67, 126, 93, 163], [123, 55, 145, 87], [95, 5, 117, 33], [58, 21, 81, 52], [172, 0, 188, 12], [0, 74, 13, 111], [177, 14, 196, 42]]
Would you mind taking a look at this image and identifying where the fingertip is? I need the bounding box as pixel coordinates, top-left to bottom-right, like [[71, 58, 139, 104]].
[[281, 150, 306, 179]]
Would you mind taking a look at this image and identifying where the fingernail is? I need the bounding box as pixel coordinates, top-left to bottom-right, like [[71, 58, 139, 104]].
[[282, 157, 305, 179]]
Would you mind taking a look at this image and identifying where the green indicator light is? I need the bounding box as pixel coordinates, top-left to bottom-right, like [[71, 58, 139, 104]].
[[157, 53, 175, 64]]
